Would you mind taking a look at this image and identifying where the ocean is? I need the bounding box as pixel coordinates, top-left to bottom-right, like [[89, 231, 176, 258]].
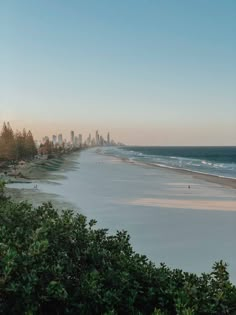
[[100, 146, 236, 179]]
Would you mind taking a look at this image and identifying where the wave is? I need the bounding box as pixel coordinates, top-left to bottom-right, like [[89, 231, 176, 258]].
[[100, 146, 236, 180]]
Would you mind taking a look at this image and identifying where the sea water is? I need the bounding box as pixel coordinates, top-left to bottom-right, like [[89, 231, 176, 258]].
[[100, 146, 236, 179]]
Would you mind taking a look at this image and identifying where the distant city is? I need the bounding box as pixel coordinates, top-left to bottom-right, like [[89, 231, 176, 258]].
[[37, 130, 124, 149]]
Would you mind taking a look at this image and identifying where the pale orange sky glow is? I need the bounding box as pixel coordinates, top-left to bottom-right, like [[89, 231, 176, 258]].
[[1, 119, 235, 146]]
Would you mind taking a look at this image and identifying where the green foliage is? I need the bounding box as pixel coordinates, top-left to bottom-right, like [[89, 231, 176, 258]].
[[0, 180, 6, 200], [0, 199, 236, 314], [0, 122, 16, 160], [0, 180, 5, 194], [0, 122, 37, 161]]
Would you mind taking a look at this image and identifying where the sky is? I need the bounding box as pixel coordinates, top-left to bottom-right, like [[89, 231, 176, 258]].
[[0, 0, 236, 145]]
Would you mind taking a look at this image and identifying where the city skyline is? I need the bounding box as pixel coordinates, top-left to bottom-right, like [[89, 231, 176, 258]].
[[38, 129, 117, 148], [1, 1, 236, 145]]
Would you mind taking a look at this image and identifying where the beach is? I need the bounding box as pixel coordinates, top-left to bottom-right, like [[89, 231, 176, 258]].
[[162, 167, 236, 190], [5, 152, 80, 209], [101, 152, 236, 190], [7, 148, 236, 282]]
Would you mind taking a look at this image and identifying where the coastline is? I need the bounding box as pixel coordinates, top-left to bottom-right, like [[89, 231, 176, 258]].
[[5, 152, 81, 210], [148, 163, 236, 190], [55, 149, 236, 282], [7, 186, 76, 210], [0, 150, 82, 182], [172, 168, 236, 190], [4, 148, 236, 210], [101, 152, 236, 191], [3, 148, 236, 281]]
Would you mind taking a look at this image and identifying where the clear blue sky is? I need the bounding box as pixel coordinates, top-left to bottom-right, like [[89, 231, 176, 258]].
[[1, 0, 236, 145]]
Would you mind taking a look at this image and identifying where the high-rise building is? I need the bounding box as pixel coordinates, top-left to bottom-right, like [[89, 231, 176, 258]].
[[87, 133, 91, 146], [70, 130, 75, 145], [78, 134, 82, 146], [107, 132, 110, 145], [52, 135, 57, 145], [99, 135, 104, 146], [58, 134, 63, 145], [74, 136, 78, 146], [95, 130, 99, 145]]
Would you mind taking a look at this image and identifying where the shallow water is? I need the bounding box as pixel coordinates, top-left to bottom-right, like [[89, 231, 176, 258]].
[[9, 149, 236, 282]]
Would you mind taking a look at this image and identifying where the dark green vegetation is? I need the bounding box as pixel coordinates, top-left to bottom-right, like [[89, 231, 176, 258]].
[[0, 122, 81, 168], [0, 122, 37, 162], [0, 198, 236, 315], [0, 181, 6, 199]]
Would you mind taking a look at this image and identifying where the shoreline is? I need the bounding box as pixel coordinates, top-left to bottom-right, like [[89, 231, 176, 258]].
[[5, 151, 81, 209], [169, 167, 236, 190], [6, 186, 77, 211], [0, 148, 84, 181], [101, 152, 236, 190], [148, 162, 236, 190], [4, 148, 236, 281], [1, 151, 81, 182]]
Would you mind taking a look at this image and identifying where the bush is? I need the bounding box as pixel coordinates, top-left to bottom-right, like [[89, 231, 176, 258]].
[[0, 180, 6, 200], [0, 199, 236, 314]]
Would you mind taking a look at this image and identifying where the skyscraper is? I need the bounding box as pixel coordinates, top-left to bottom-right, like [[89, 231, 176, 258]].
[[107, 132, 110, 145], [58, 134, 63, 145], [70, 130, 75, 145], [95, 130, 99, 145], [74, 136, 78, 146], [78, 134, 82, 146], [88, 133, 91, 146], [52, 135, 57, 145], [99, 135, 104, 146]]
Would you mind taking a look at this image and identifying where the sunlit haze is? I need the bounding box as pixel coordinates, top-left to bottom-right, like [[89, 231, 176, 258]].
[[1, 1, 236, 145]]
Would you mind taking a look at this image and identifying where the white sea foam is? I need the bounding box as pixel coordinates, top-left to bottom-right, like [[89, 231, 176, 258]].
[[100, 147, 236, 180]]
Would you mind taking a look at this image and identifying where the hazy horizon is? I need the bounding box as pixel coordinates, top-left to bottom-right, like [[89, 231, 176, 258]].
[[1, 1, 236, 145]]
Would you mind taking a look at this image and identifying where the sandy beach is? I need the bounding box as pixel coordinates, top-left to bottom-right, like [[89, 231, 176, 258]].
[[101, 151, 236, 190], [6, 148, 236, 282], [5, 152, 80, 209], [166, 167, 236, 190]]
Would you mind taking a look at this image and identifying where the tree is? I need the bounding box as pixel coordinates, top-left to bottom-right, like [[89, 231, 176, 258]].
[[0, 179, 6, 199], [15, 130, 24, 160], [0, 123, 37, 161], [25, 130, 37, 159], [0, 122, 16, 160], [0, 199, 236, 314]]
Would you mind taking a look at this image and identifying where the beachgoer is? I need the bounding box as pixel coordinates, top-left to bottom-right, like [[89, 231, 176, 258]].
[[188, 185, 190, 189]]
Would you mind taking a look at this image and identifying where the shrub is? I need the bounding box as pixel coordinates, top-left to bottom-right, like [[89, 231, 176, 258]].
[[0, 199, 236, 314], [0, 180, 6, 200]]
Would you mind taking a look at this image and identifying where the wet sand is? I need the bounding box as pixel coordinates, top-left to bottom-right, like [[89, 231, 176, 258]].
[[101, 152, 236, 190], [7, 187, 75, 210], [6, 152, 80, 210], [168, 167, 236, 190]]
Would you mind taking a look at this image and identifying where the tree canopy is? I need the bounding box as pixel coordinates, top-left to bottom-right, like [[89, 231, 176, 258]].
[[0, 199, 236, 314], [0, 122, 37, 161]]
